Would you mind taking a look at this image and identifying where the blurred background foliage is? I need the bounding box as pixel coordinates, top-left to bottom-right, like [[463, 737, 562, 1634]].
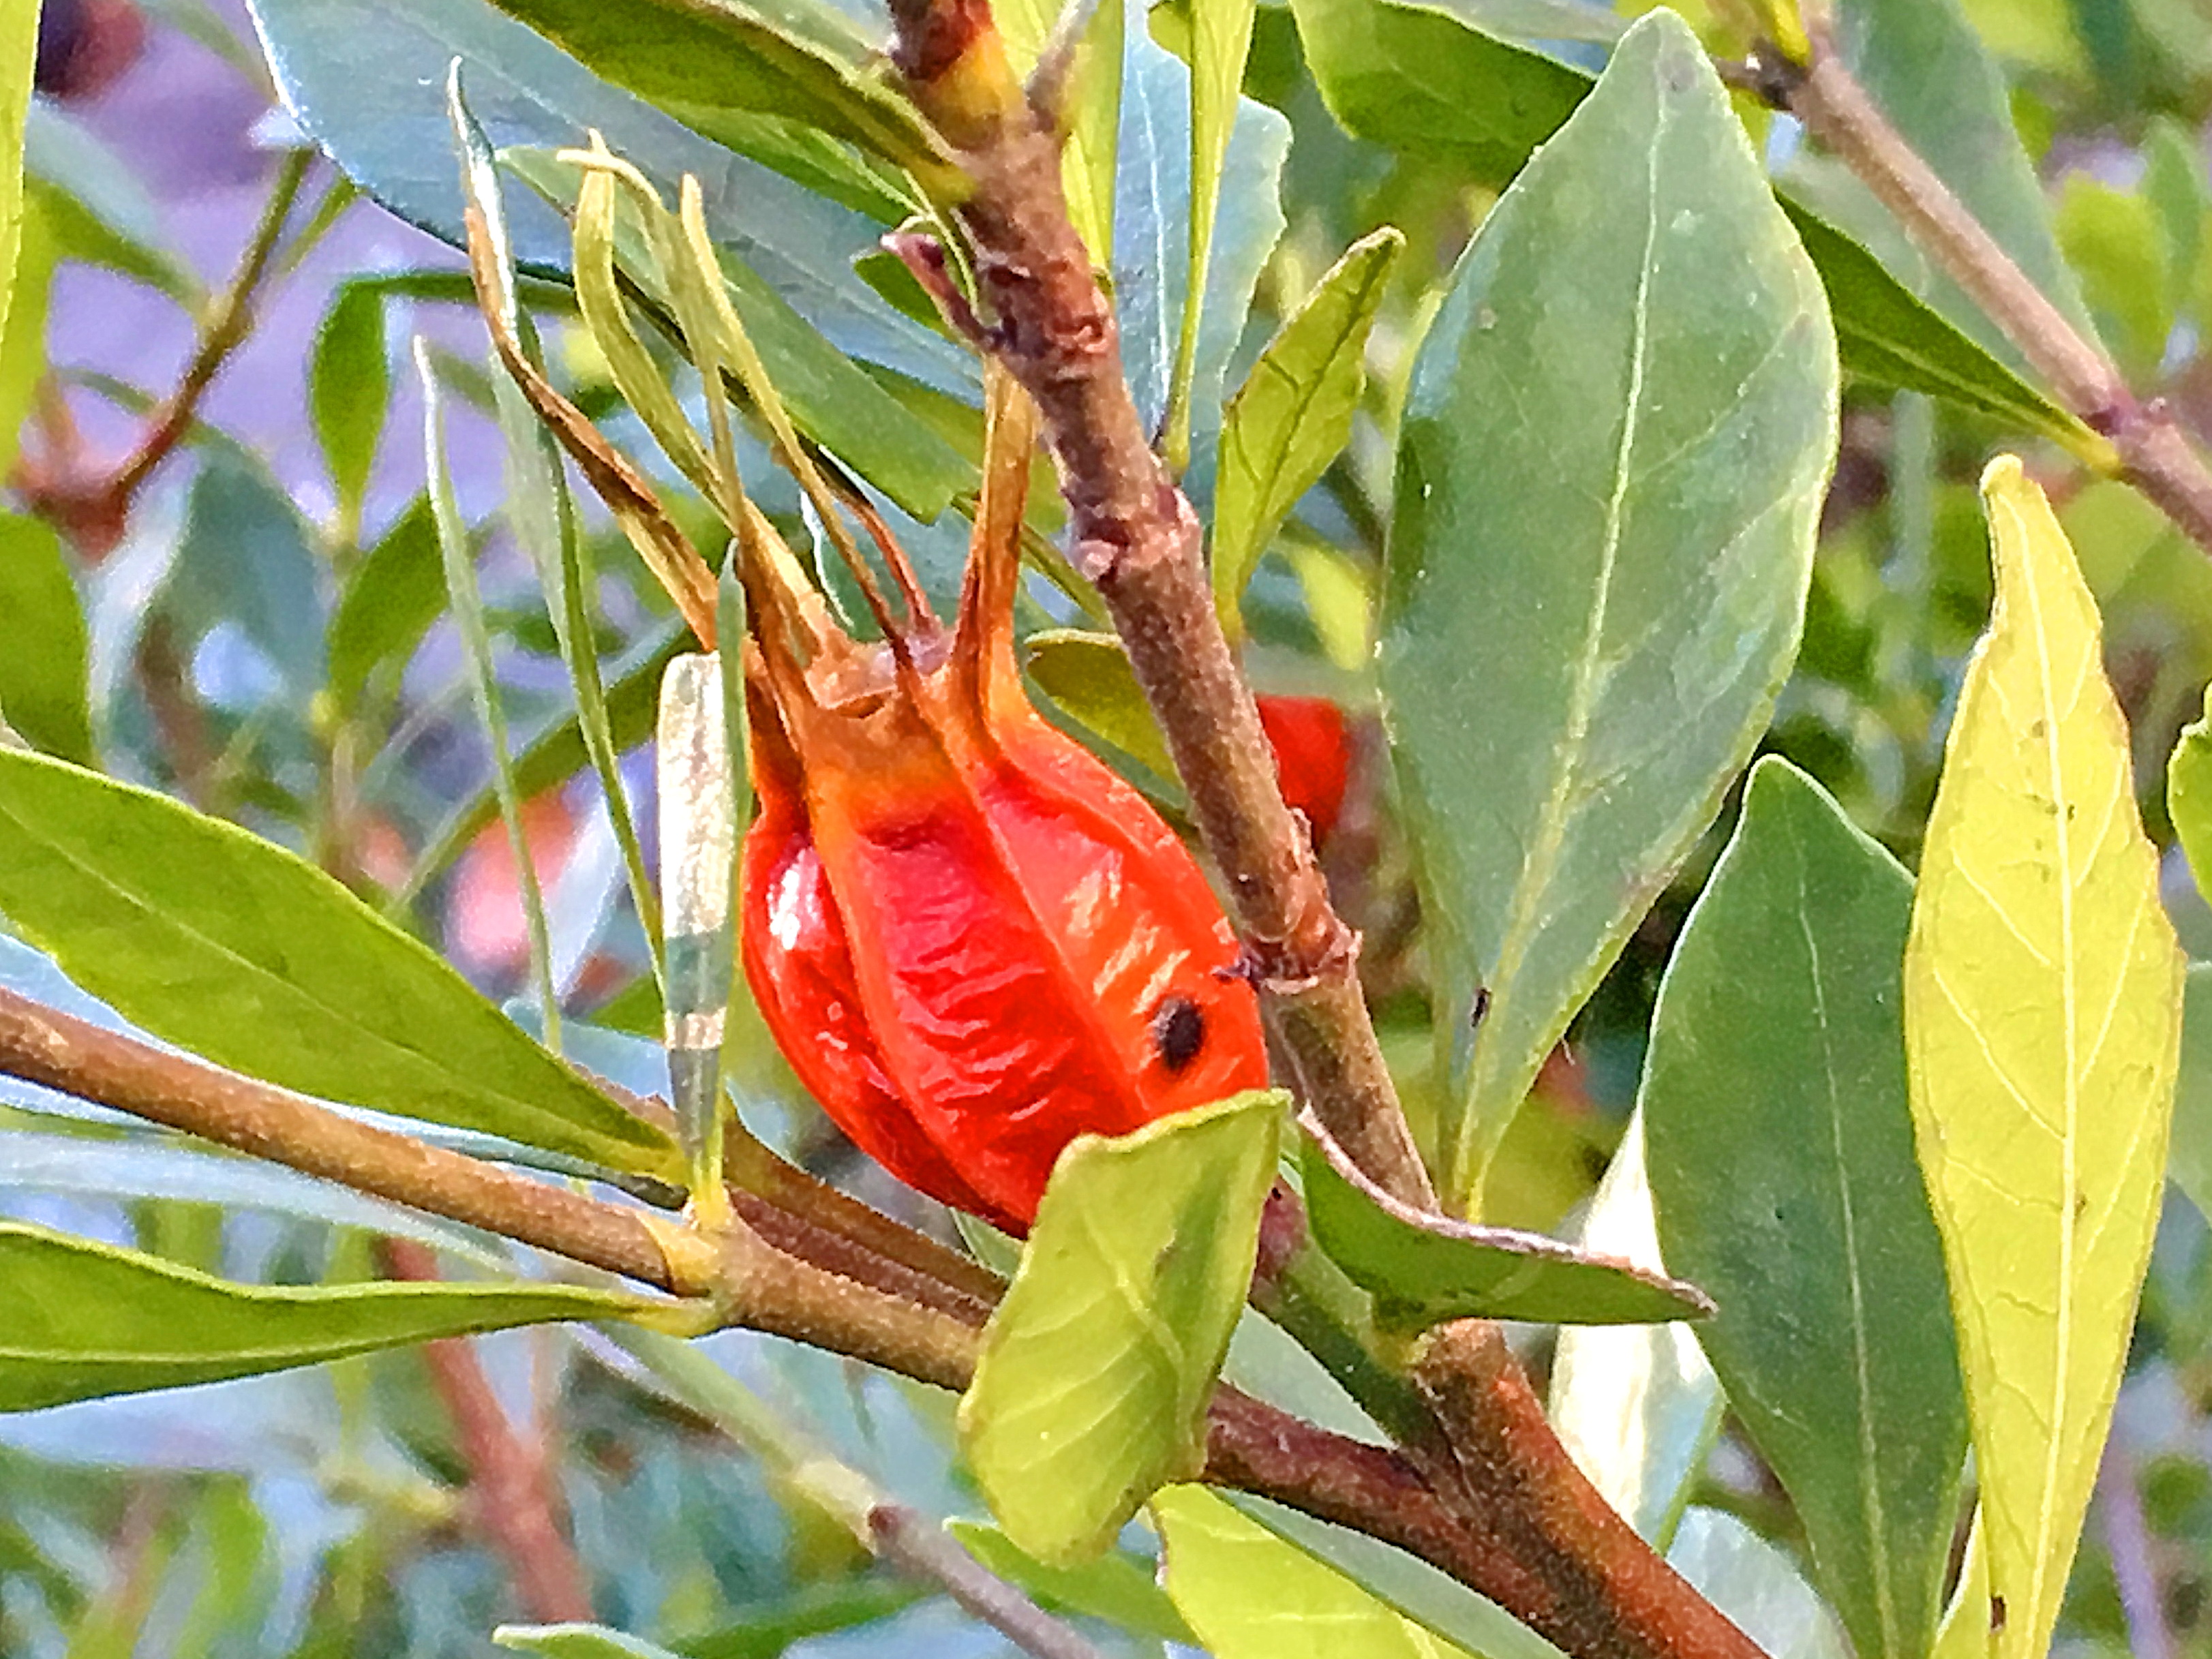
[[6, 0, 2212, 1653]]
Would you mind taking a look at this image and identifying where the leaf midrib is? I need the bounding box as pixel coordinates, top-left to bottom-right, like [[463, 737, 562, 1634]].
[[1455, 78, 1666, 1204]]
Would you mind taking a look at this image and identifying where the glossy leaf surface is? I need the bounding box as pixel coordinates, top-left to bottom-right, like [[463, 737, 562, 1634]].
[[0, 1221, 669, 1411], [1213, 227, 1402, 624], [1382, 11, 1836, 1211], [1646, 758, 1965, 1659], [0, 749, 676, 1175], [0, 513, 92, 765], [309, 281, 391, 538], [1666, 1509, 1850, 1659], [1903, 458, 2183, 1659], [1549, 1111, 1720, 1545], [1155, 1486, 1476, 1658], [1022, 629, 1177, 785], [246, 0, 967, 394], [479, 0, 950, 179], [1301, 1117, 1710, 1326], [960, 1093, 1280, 1564], [1289, 0, 2083, 446]]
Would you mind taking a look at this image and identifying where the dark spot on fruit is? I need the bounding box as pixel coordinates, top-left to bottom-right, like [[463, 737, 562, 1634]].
[[1153, 995, 1205, 1074]]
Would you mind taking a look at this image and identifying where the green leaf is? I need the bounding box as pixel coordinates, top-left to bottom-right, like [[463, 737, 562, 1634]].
[[245, 0, 969, 389], [0, 193, 50, 481], [960, 1092, 1282, 1565], [1204, 1493, 1564, 1659], [2168, 691, 2212, 898], [1547, 1110, 1720, 1546], [1665, 1509, 1850, 1659], [2053, 174, 2171, 380], [0, 748, 676, 1176], [1289, 0, 1587, 186], [503, 146, 971, 523], [1644, 757, 1966, 1659], [2170, 964, 2212, 1228], [0, 0, 35, 353], [1289, 0, 2087, 449], [1832, 0, 2094, 348], [0, 1128, 509, 1268], [478, 0, 952, 183], [1022, 630, 1178, 787], [1154, 1486, 1479, 1658], [165, 453, 329, 698], [946, 1519, 1196, 1644], [1112, 16, 1288, 454], [1301, 1116, 1708, 1326], [1165, 0, 1258, 468], [1903, 457, 2184, 1659], [0, 515, 93, 765], [310, 281, 392, 543], [1213, 227, 1402, 628], [495, 1628, 684, 1659], [0, 1221, 671, 1412], [422, 337, 564, 1050], [327, 496, 444, 714], [1381, 11, 1837, 1213]]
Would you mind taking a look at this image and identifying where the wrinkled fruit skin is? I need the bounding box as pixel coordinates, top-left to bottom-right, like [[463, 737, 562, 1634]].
[[738, 382, 1267, 1234], [1256, 695, 1352, 845]]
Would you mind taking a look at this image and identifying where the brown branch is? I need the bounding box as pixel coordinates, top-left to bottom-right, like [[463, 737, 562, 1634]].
[[380, 1236, 596, 1625], [0, 986, 975, 1388], [18, 149, 317, 558], [1772, 27, 2212, 555], [868, 1506, 1110, 1659], [1, 978, 1761, 1656], [884, 0, 1434, 1215]]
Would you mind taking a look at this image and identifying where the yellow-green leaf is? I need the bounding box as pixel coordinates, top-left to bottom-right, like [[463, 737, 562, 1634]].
[[2164, 683, 2212, 898], [1153, 1486, 1479, 1659], [959, 1093, 1282, 1565], [0, 0, 35, 354], [1903, 455, 2183, 1659]]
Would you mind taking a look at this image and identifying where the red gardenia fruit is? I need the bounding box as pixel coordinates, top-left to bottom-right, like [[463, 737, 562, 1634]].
[[738, 378, 1268, 1232], [1255, 695, 1352, 845]]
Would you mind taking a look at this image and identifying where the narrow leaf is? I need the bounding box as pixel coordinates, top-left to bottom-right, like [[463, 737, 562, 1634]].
[[421, 338, 564, 1052], [960, 1092, 1282, 1565], [309, 281, 391, 543], [478, 0, 955, 184], [0, 748, 674, 1174], [1165, 0, 1258, 469], [1154, 1485, 1478, 1658], [0, 1221, 672, 1412], [1645, 757, 1966, 1659], [0, 514, 93, 765], [1903, 457, 2184, 1659], [1213, 227, 1402, 628], [327, 496, 442, 714], [1301, 1115, 1709, 1327], [1548, 1111, 1720, 1545], [0, 0, 34, 351], [1381, 10, 1836, 1213]]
